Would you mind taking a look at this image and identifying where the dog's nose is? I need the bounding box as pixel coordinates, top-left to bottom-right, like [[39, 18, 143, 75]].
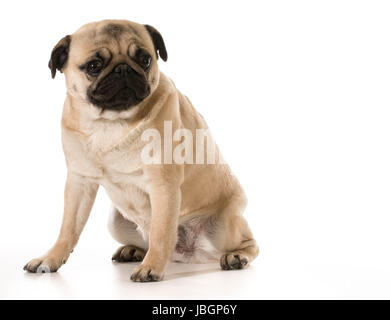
[[114, 63, 133, 75]]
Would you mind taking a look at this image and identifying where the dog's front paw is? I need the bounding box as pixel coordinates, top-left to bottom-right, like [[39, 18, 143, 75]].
[[130, 264, 164, 282], [23, 255, 67, 273]]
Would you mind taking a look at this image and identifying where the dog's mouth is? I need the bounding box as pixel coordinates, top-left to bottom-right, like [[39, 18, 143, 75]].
[[89, 87, 150, 111], [87, 66, 150, 112]]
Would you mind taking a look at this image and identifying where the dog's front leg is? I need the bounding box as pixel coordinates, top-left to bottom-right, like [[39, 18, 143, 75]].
[[24, 173, 98, 273], [130, 168, 182, 282]]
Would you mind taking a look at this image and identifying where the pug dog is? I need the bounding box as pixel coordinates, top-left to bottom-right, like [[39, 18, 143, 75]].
[[24, 20, 259, 282]]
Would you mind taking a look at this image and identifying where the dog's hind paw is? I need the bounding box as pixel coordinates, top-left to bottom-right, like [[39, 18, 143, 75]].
[[112, 245, 146, 262], [220, 253, 249, 270]]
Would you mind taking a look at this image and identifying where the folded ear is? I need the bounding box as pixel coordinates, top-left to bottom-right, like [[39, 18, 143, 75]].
[[144, 25, 167, 62], [48, 35, 71, 79]]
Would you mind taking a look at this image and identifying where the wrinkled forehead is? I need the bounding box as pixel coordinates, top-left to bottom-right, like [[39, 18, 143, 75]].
[[69, 21, 153, 63]]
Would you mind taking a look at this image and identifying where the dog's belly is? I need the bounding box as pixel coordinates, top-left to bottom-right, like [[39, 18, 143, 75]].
[[96, 165, 220, 263], [172, 217, 220, 263], [102, 179, 220, 262]]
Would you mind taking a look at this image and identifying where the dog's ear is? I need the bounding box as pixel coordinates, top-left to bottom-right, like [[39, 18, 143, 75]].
[[48, 35, 71, 79], [144, 25, 167, 62]]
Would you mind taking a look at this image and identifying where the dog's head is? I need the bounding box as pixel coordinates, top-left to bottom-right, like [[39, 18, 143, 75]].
[[49, 20, 167, 112]]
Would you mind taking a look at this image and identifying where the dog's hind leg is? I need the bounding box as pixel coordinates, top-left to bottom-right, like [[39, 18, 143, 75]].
[[209, 193, 259, 270], [108, 206, 148, 262]]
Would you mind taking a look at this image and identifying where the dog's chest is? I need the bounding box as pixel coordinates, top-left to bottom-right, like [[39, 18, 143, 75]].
[[86, 119, 133, 154], [84, 119, 144, 175], [99, 149, 147, 192], [80, 120, 152, 223], [98, 151, 152, 228]]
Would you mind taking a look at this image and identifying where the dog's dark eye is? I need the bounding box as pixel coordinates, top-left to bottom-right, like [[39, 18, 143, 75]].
[[86, 60, 103, 76], [138, 54, 152, 70]]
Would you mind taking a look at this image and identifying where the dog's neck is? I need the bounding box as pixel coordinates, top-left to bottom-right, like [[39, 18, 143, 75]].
[[62, 72, 175, 153]]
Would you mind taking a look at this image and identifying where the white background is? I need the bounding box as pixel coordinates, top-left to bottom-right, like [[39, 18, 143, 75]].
[[0, 0, 390, 299]]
